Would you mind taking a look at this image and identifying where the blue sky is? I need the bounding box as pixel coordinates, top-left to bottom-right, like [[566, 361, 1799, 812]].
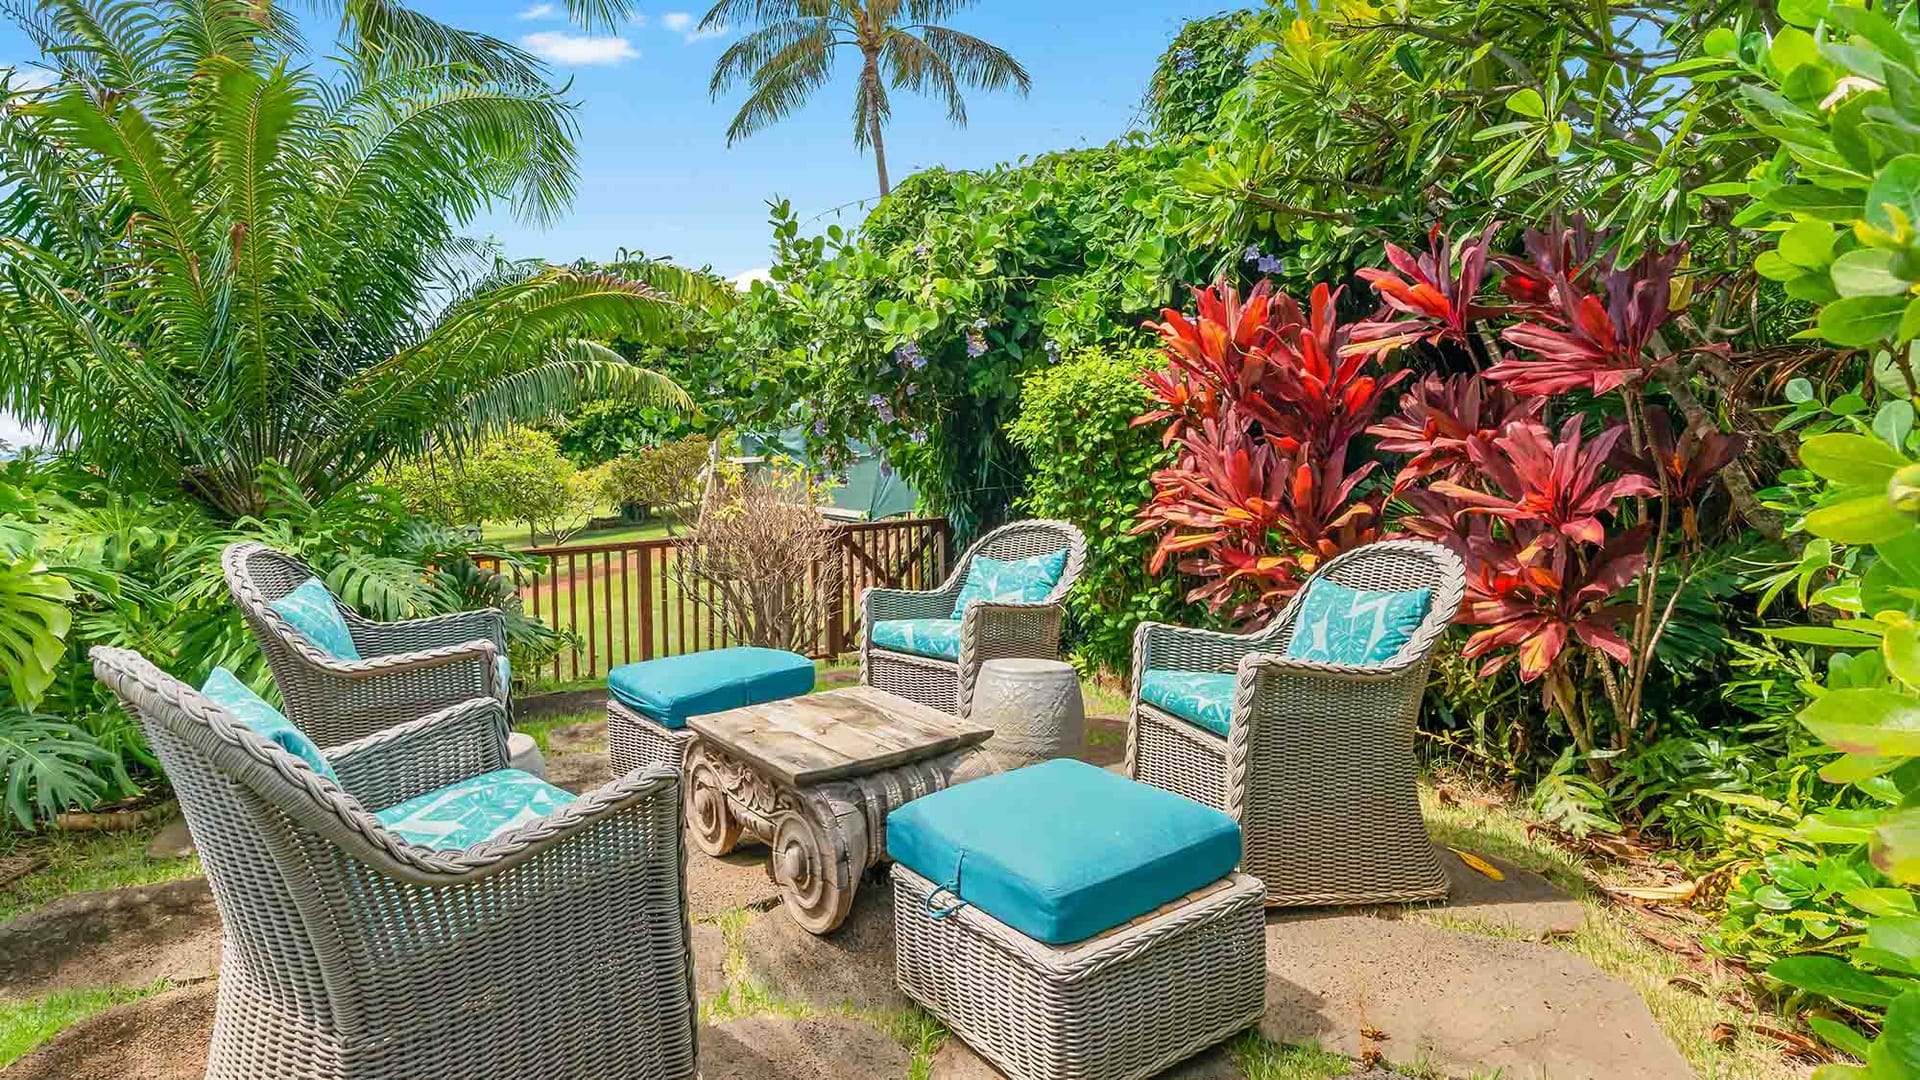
[[2, 1, 1219, 280], [0, 1, 1223, 448]]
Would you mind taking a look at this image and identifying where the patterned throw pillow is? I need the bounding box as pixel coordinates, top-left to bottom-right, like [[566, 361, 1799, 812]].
[[953, 549, 1069, 614], [1284, 579, 1432, 666], [201, 667, 339, 782], [267, 577, 360, 659]]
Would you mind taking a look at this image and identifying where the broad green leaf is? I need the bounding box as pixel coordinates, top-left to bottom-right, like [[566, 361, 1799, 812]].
[[1799, 810, 1882, 843], [1834, 249, 1914, 297], [1506, 88, 1545, 118], [1802, 688, 1920, 756], [1875, 808, 1920, 884], [1808, 490, 1914, 543], [1889, 621, 1920, 688], [1771, 27, 1823, 73], [1782, 221, 1840, 269], [1764, 625, 1886, 646], [1801, 434, 1911, 485], [1778, 0, 1830, 28], [1789, 377, 1818, 403], [1869, 157, 1920, 238], [1770, 955, 1905, 1005], [1870, 917, 1920, 968], [1820, 295, 1909, 347], [1879, 988, 1920, 1074], [1881, 400, 1919, 449], [1827, 754, 1910, 783], [1809, 1016, 1873, 1060], [1756, 250, 1806, 281], [1703, 27, 1740, 57]]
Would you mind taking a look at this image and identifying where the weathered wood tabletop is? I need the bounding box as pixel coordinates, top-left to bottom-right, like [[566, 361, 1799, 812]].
[[686, 686, 992, 787]]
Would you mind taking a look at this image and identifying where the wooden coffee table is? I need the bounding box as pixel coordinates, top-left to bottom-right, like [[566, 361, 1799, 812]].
[[684, 686, 993, 934]]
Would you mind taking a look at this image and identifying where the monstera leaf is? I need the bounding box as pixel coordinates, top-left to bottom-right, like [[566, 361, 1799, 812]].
[[0, 555, 74, 709], [0, 707, 111, 827]]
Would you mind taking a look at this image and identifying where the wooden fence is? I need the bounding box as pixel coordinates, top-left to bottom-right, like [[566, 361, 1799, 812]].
[[480, 516, 952, 683]]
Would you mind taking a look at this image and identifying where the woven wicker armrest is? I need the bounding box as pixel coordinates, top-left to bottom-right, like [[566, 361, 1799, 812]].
[[864, 585, 958, 623], [1132, 620, 1282, 681], [325, 697, 511, 811], [298, 637, 497, 680], [960, 600, 1063, 657], [347, 607, 506, 659]]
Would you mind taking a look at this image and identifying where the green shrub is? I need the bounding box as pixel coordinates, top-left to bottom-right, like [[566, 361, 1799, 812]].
[[1009, 346, 1193, 675]]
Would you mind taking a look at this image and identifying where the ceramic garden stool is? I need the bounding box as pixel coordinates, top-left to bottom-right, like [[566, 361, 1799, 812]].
[[970, 657, 1085, 769], [605, 648, 816, 775], [887, 759, 1266, 1080]]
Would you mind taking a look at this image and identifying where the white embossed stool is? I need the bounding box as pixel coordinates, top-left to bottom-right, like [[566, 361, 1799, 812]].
[[972, 658, 1085, 768]]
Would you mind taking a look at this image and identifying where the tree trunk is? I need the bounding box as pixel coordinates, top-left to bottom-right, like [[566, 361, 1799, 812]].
[[862, 53, 890, 197]]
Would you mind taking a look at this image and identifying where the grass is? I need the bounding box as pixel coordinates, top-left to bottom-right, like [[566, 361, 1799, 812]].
[[0, 824, 200, 923], [0, 980, 171, 1069], [479, 513, 675, 550]]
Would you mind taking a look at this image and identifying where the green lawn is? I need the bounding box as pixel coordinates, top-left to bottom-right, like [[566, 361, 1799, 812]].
[[0, 982, 172, 1069], [479, 515, 676, 550], [0, 825, 200, 923]]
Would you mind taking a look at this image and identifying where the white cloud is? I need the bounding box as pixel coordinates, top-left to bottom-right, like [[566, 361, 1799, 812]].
[[517, 2, 557, 19], [662, 12, 726, 41], [0, 410, 42, 450], [520, 31, 639, 66], [730, 267, 772, 291], [2, 66, 56, 90]]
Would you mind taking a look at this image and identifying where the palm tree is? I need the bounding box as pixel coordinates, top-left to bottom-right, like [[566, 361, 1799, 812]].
[[0, 0, 699, 519], [701, 0, 1030, 197]]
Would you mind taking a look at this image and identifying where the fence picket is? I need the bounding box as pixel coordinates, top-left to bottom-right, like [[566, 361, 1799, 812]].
[[477, 517, 950, 682]]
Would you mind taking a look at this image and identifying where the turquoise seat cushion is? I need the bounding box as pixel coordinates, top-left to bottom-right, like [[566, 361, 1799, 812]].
[[1139, 670, 1236, 738], [201, 667, 339, 784], [374, 768, 576, 850], [953, 549, 1068, 614], [1285, 579, 1432, 666], [886, 759, 1241, 945], [607, 647, 815, 729], [869, 619, 962, 661], [267, 577, 360, 660]]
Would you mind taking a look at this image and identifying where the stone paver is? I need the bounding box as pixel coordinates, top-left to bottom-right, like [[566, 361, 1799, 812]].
[[1261, 912, 1692, 1080], [1408, 849, 1586, 940], [691, 921, 727, 1001], [0, 879, 220, 1001], [699, 1015, 912, 1079], [743, 876, 906, 1011], [143, 815, 195, 860]]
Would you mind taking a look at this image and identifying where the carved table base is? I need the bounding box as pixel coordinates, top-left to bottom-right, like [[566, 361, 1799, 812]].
[[684, 740, 976, 934]]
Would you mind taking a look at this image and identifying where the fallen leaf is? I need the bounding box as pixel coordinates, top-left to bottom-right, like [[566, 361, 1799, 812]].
[[0, 856, 32, 888], [1448, 849, 1506, 881], [1359, 1048, 1385, 1068], [1708, 1022, 1737, 1047], [1605, 879, 1701, 904], [1634, 925, 1707, 961], [1668, 975, 1707, 996], [1360, 1025, 1387, 1042], [1754, 1025, 1836, 1063]]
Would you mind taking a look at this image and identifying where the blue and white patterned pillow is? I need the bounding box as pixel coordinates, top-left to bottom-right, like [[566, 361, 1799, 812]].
[[953, 549, 1068, 614], [375, 769, 577, 850], [268, 577, 360, 659], [1284, 580, 1432, 666], [201, 667, 338, 782]]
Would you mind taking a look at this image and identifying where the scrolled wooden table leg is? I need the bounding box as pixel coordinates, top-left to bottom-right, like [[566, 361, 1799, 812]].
[[771, 809, 854, 934], [686, 747, 742, 857]]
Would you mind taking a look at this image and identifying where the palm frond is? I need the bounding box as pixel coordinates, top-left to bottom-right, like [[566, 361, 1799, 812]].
[[725, 22, 836, 144], [698, 0, 818, 34], [913, 24, 1029, 94], [881, 29, 965, 126], [709, 16, 831, 95], [453, 343, 692, 444]]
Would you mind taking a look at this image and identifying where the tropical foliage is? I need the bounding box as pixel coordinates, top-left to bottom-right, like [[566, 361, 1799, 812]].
[[701, 0, 1031, 196], [0, 0, 690, 519]]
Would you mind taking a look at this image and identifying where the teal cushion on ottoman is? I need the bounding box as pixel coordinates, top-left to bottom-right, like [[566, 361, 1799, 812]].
[[886, 759, 1241, 945], [607, 647, 815, 729]]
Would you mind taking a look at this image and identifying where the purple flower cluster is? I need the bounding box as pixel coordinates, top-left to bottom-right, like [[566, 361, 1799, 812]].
[[1045, 339, 1061, 363], [965, 325, 987, 358], [1172, 48, 1198, 73], [811, 418, 827, 439], [1243, 245, 1285, 275], [895, 340, 927, 369], [910, 431, 927, 444], [867, 393, 895, 424]]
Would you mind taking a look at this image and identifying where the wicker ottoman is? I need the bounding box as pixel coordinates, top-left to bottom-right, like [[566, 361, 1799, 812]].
[[606, 648, 815, 774], [887, 760, 1266, 1080]]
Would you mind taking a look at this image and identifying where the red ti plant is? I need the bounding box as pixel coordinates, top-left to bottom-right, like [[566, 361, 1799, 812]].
[[1133, 280, 1399, 619], [1349, 222, 1504, 358], [1365, 373, 1543, 492], [1353, 218, 1746, 775]]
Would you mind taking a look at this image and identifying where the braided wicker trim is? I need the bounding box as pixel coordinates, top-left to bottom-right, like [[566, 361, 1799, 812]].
[[93, 646, 680, 887]]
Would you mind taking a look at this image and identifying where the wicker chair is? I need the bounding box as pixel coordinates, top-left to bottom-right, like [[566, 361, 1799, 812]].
[[90, 646, 697, 1080], [1126, 539, 1466, 907], [224, 541, 506, 749], [860, 519, 1086, 717]]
